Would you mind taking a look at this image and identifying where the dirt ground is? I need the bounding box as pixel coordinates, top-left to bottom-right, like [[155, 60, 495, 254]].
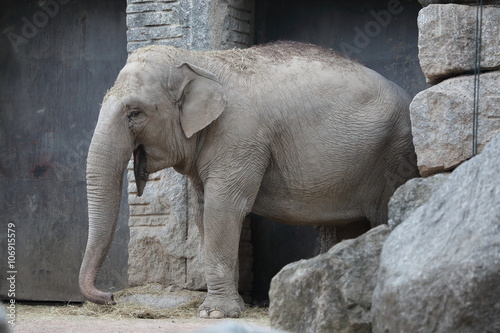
[[7, 303, 271, 333], [4, 285, 272, 333]]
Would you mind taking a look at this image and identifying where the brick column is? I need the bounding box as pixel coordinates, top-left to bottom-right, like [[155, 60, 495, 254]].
[[125, 0, 255, 291]]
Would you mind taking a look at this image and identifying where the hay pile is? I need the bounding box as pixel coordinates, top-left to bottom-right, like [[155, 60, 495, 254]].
[[15, 284, 268, 321]]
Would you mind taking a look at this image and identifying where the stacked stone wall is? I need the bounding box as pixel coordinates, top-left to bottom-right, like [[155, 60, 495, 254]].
[[410, 1, 500, 176]]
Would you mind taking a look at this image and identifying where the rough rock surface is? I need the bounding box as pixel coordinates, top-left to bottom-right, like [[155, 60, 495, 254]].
[[418, 4, 500, 83], [410, 71, 500, 176], [419, 0, 500, 7], [127, 167, 206, 289], [269, 225, 391, 333], [387, 174, 449, 229], [372, 133, 500, 333]]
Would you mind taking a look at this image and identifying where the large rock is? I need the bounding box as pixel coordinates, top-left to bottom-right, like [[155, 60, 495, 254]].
[[269, 225, 390, 333], [418, 4, 500, 83], [387, 174, 449, 229], [372, 133, 500, 333], [410, 71, 500, 176]]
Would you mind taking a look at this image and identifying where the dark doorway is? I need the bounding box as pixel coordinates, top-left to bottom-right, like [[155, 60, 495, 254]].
[[0, 0, 129, 301]]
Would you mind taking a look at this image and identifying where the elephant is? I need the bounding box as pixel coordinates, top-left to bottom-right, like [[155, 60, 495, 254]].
[[79, 42, 419, 319]]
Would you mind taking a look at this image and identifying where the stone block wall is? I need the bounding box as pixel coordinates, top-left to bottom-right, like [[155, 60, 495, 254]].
[[417, 4, 500, 84], [410, 1, 500, 176], [125, 0, 255, 291], [126, 0, 254, 52]]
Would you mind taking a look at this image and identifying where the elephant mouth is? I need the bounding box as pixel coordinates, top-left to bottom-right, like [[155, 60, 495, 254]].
[[133, 144, 149, 196]]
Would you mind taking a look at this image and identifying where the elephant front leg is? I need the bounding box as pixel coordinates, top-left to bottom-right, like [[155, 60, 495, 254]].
[[198, 194, 248, 319]]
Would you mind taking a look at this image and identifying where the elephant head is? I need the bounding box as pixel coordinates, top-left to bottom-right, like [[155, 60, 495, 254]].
[[79, 48, 227, 304]]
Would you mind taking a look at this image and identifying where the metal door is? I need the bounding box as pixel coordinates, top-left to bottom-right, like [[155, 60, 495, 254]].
[[0, 0, 129, 302]]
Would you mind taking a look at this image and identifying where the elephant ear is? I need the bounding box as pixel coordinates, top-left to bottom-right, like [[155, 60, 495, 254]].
[[177, 63, 227, 138]]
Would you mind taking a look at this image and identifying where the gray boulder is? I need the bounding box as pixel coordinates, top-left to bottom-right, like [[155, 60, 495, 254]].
[[410, 71, 500, 176], [372, 133, 500, 333], [388, 173, 449, 229], [269, 225, 390, 333]]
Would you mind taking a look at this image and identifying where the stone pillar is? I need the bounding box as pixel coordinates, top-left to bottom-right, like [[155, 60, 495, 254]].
[[410, 1, 500, 176], [125, 0, 255, 291], [126, 0, 254, 52]]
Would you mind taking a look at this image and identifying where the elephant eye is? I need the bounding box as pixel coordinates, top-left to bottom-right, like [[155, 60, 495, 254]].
[[128, 110, 142, 118]]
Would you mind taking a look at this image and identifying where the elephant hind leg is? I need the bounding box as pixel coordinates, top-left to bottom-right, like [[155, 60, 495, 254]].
[[317, 225, 336, 253]]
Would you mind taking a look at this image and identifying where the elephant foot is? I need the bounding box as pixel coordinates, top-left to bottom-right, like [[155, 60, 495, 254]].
[[198, 293, 245, 319]]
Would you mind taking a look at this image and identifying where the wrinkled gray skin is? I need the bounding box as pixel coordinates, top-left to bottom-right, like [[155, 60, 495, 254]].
[[79, 42, 418, 319]]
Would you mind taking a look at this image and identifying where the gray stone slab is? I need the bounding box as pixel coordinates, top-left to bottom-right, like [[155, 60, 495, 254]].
[[410, 71, 500, 176], [388, 174, 449, 229], [418, 4, 500, 83]]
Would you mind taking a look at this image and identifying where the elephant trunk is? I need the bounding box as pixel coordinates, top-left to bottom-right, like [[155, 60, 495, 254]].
[[79, 111, 133, 305]]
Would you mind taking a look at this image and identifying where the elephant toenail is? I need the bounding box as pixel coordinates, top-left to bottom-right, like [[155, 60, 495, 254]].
[[209, 309, 224, 319], [199, 309, 209, 318]]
